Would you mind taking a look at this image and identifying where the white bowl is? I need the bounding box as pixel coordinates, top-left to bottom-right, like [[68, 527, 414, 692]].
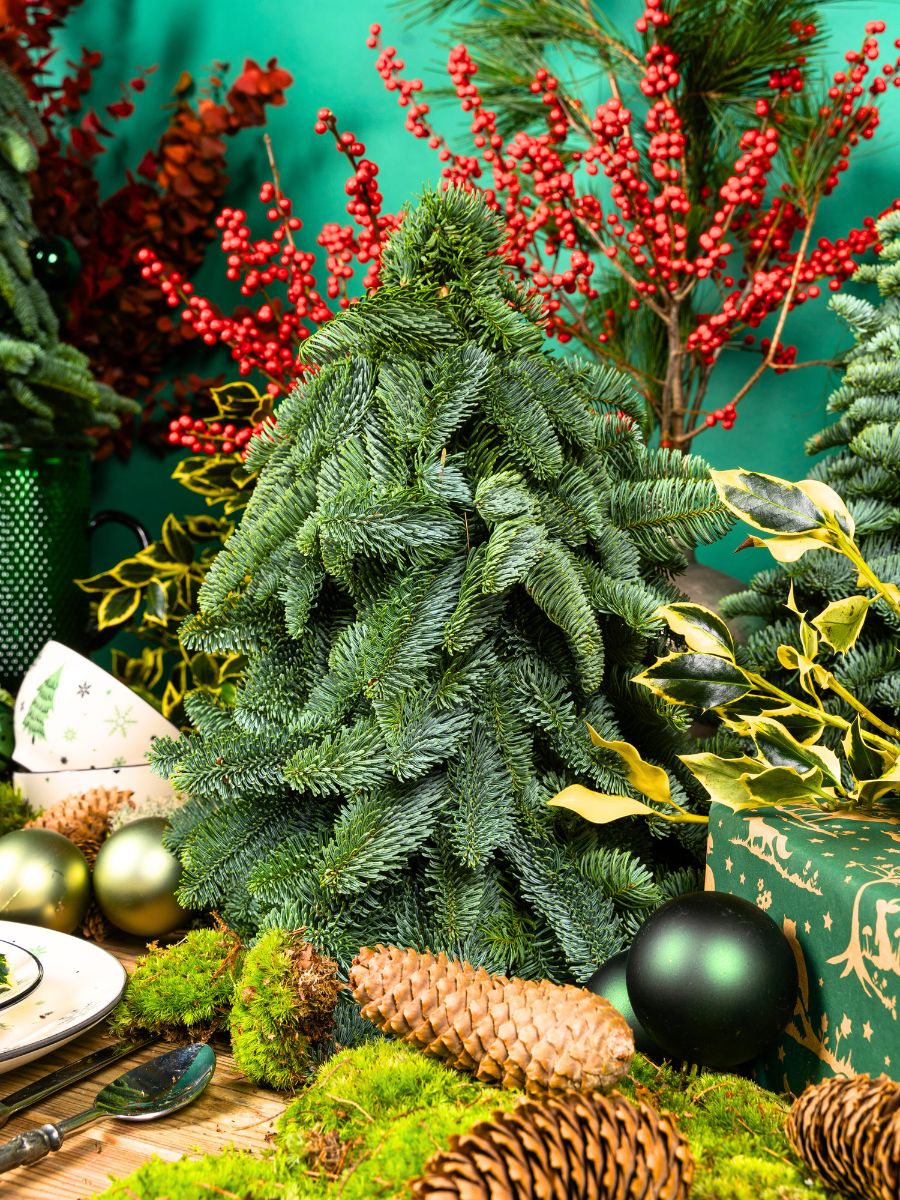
[[13, 641, 179, 771], [13, 763, 182, 813]]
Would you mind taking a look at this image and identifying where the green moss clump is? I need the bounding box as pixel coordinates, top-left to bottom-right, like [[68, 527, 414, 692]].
[[230, 929, 343, 1090], [0, 781, 35, 837], [94, 1042, 837, 1200], [93, 1149, 289, 1200], [110, 928, 244, 1039]]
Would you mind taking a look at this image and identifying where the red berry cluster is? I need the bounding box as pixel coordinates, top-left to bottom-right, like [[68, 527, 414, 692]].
[[139, 10, 900, 453], [166, 413, 260, 456]]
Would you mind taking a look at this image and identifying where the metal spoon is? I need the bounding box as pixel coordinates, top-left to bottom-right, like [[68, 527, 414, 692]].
[[0, 1042, 216, 1174]]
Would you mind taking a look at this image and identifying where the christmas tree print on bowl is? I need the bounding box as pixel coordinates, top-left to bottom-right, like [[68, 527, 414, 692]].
[[13, 641, 178, 772]]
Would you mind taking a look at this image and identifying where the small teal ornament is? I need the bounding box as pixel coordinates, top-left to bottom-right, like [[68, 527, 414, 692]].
[[626, 891, 798, 1069], [586, 950, 661, 1058]]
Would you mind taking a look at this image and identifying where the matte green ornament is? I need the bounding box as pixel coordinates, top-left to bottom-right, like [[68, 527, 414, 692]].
[[93, 817, 189, 938], [626, 891, 798, 1069], [586, 950, 661, 1059], [0, 827, 90, 933]]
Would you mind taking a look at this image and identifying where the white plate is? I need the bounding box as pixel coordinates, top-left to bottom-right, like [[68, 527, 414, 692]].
[[0, 921, 126, 1073], [0, 939, 43, 1012]]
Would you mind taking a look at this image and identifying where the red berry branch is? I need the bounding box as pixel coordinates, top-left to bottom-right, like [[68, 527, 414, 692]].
[[139, 8, 900, 455]]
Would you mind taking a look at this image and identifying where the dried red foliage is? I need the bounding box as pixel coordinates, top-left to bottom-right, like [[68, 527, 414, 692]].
[[1, 0, 291, 458]]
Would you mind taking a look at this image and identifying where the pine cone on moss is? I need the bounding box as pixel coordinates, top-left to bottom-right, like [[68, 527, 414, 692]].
[[786, 1074, 900, 1200], [349, 945, 634, 1096], [411, 1090, 693, 1200], [26, 787, 131, 865]]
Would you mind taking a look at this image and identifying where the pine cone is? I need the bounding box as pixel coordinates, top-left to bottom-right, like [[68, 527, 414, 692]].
[[410, 1090, 693, 1200], [349, 945, 634, 1095], [80, 903, 113, 943], [26, 787, 131, 866], [786, 1074, 900, 1200]]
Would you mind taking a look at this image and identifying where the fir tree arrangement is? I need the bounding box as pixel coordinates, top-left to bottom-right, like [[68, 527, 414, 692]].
[[152, 188, 731, 987], [0, 65, 134, 449], [721, 209, 900, 726]]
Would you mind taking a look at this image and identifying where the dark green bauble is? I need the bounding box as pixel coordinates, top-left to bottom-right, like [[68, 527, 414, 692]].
[[626, 891, 798, 1069], [93, 818, 189, 938], [0, 828, 90, 933], [29, 235, 81, 292], [586, 950, 662, 1058]]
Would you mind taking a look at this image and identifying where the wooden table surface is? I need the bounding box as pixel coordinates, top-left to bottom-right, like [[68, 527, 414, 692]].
[[0, 942, 286, 1199]]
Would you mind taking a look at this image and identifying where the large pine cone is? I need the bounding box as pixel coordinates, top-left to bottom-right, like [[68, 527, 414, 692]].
[[349, 945, 634, 1095], [786, 1074, 900, 1200], [410, 1090, 693, 1200], [26, 786, 130, 865]]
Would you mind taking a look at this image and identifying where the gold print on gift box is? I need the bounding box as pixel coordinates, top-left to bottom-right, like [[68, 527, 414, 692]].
[[781, 918, 855, 1077], [731, 816, 822, 894], [827, 864, 900, 1019]]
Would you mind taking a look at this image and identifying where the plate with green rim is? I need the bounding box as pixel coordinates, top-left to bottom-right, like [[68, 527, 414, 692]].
[[0, 939, 43, 1013], [0, 921, 126, 1073]]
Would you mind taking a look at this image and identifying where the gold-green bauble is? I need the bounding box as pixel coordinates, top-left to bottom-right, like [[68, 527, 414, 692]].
[[0, 828, 90, 933], [92, 817, 189, 937]]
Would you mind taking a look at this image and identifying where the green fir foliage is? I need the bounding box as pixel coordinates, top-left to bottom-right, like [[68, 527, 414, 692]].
[[110, 928, 244, 1040], [722, 210, 900, 727], [93, 1040, 832, 1200], [0, 65, 134, 448], [152, 188, 730, 985]]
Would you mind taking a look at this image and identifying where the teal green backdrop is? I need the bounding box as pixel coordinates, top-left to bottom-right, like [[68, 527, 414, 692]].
[[58, 0, 900, 583]]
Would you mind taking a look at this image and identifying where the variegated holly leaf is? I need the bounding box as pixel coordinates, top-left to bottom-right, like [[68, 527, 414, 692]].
[[634, 653, 752, 709], [855, 760, 900, 806], [843, 717, 900, 783], [654, 602, 735, 659], [679, 753, 768, 811], [712, 469, 854, 541], [740, 765, 831, 806], [744, 715, 842, 786], [811, 595, 872, 654], [741, 532, 838, 563], [586, 726, 671, 805]]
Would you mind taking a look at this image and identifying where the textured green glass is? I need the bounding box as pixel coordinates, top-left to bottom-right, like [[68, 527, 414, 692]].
[[0, 448, 91, 691]]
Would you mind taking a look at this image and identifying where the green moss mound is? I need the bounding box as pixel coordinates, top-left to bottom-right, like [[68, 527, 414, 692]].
[[110, 928, 244, 1040], [0, 780, 34, 837], [94, 1041, 837, 1200]]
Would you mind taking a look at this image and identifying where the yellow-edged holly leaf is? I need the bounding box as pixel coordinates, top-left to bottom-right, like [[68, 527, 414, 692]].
[[586, 726, 671, 805], [679, 752, 767, 810], [548, 785, 661, 824], [855, 760, 900, 806], [844, 717, 900, 782], [796, 478, 855, 538], [811, 595, 872, 653], [744, 715, 842, 786], [740, 765, 829, 806], [96, 587, 141, 630], [634, 653, 752, 709], [161, 515, 193, 564], [741, 532, 837, 563], [711, 469, 848, 538], [654, 602, 735, 659]]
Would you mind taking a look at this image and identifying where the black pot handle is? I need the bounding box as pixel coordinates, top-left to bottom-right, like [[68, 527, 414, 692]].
[[85, 509, 152, 650]]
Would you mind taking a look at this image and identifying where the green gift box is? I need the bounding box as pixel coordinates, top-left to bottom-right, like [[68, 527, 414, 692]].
[[704, 800, 900, 1095]]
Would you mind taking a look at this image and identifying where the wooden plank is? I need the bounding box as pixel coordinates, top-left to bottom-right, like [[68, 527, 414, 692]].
[[0, 941, 286, 1199]]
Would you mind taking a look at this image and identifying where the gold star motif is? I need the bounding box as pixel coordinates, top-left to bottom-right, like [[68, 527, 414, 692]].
[[777, 1045, 786, 1061], [886, 1056, 892, 1067], [725, 856, 733, 873], [863, 1022, 873, 1041], [739, 873, 746, 885], [823, 912, 833, 930], [804, 921, 811, 934], [840, 1015, 852, 1038]]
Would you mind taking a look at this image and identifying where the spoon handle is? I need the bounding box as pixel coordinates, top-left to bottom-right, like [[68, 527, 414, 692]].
[[0, 1122, 65, 1173]]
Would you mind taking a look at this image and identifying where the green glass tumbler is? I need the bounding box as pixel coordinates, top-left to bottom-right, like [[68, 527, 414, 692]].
[[0, 449, 91, 691], [0, 449, 148, 692]]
